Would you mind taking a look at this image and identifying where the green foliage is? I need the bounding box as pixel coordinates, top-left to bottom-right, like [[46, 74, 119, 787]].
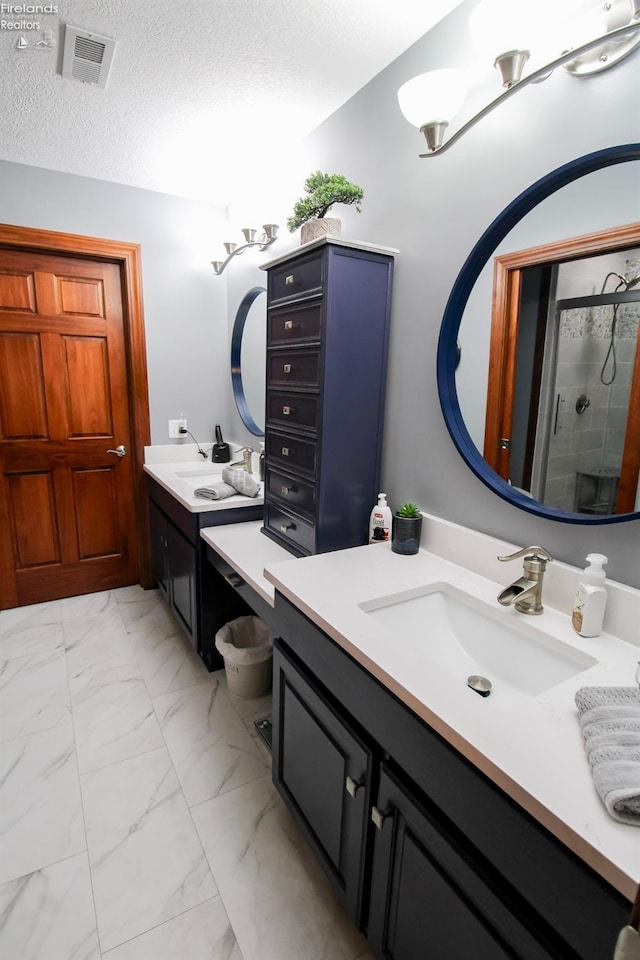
[[287, 171, 364, 232], [396, 503, 422, 518]]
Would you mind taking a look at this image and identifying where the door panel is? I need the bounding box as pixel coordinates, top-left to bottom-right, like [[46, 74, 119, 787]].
[[0, 332, 48, 437], [0, 269, 37, 312], [0, 245, 140, 606], [64, 335, 112, 436], [73, 467, 119, 558], [6, 472, 60, 567]]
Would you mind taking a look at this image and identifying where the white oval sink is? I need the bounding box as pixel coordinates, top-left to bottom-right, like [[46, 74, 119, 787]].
[[359, 583, 597, 701]]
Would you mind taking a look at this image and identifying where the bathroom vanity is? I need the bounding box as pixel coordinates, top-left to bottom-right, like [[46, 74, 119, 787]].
[[145, 460, 263, 668], [260, 237, 396, 556], [200, 517, 639, 960]]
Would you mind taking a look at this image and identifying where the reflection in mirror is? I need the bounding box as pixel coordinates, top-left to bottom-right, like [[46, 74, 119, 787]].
[[483, 228, 640, 516], [439, 144, 640, 524], [231, 287, 266, 436]]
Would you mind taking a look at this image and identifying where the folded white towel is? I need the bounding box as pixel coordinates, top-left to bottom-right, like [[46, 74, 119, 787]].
[[194, 481, 236, 500], [575, 686, 640, 826], [222, 466, 260, 498]]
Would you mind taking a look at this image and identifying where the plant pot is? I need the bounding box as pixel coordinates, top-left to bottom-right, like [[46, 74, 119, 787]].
[[300, 218, 342, 245], [391, 515, 423, 555]]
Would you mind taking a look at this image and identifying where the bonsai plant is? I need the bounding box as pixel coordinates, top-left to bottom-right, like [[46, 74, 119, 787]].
[[392, 503, 423, 555], [287, 171, 364, 243]]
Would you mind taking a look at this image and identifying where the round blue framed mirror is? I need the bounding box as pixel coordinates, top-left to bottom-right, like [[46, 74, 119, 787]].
[[231, 286, 266, 436], [438, 143, 640, 525]]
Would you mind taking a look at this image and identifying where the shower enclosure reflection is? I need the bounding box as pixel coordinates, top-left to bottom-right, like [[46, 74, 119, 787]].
[[482, 225, 640, 515]]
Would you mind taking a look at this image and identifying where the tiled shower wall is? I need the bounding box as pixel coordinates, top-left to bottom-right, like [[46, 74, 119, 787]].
[[535, 251, 639, 512]]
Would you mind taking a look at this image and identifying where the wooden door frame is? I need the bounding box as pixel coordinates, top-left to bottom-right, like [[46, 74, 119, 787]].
[[0, 223, 153, 594], [484, 221, 640, 512]]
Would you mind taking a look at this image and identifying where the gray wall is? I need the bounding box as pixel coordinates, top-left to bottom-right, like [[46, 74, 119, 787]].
[[0, 159, 232, 449], [282, 0, 640, 586], [1, 0, 638, 587]]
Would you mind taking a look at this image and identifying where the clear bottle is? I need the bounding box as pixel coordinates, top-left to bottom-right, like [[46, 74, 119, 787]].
[[571, 553, 608, 637], [369, 493, 391, 544]]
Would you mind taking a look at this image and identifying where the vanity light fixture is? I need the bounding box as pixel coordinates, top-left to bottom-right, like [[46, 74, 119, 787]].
[[211, 223, 279, 275], [398, 0, 640, 157]]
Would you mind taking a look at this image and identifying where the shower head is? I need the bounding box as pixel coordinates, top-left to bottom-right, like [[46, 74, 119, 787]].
[[624, 273, 640, 290]]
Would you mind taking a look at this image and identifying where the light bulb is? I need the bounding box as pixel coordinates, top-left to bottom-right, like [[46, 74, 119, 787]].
[[397, 69, 467, 129]]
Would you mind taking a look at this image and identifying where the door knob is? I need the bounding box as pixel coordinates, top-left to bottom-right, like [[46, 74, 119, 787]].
[[107, 444, 127, 457]]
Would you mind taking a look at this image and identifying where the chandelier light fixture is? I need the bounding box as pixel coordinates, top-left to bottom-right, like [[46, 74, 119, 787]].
[[211, 223, 279, 275], [397, 0, 640, 156]]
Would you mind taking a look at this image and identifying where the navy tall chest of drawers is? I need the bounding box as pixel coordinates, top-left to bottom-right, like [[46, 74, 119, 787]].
[[260, 237, 396, 556]]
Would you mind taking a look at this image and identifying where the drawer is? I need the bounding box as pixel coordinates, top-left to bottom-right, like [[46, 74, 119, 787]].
[[268, 349, 320, 387], [266, 430, 317, 474], [269, 253, 324, 303], [264, 502, 315, 555], [267, 391, 318, 432], [268, 303, 322, 346], [267, 467, 315, 517]]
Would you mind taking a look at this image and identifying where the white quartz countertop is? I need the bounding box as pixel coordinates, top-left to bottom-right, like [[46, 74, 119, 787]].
[[200, 521, 291, 606], [144, 461, 264, 514], [260, 541, 640, 901]]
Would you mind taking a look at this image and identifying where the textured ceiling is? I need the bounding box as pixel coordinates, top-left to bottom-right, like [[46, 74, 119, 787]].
[[0, 0, 461, 205]]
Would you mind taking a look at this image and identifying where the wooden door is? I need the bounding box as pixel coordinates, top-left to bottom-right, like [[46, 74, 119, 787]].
[[0, 246, 142, 606]]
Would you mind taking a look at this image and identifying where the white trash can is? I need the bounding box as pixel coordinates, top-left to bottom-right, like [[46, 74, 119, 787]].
[[214, 616, 274, 698]]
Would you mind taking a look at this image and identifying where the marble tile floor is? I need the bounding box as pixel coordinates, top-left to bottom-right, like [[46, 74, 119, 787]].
[[0, 586, 374, 960]]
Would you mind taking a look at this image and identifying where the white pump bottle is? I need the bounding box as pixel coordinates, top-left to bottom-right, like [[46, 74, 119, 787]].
[[571, 554, 608, 637]]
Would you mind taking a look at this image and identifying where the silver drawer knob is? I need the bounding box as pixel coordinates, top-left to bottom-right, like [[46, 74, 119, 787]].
[[281, 446, 290, 456], [285, 274, 295, 286], [280, 522, 295, 533], [284, 319, 295, 330], [371, 806, 389, 831], [346, 776, 364, 798], [283, 363, 292, 374], [282, 405, 292, 416]]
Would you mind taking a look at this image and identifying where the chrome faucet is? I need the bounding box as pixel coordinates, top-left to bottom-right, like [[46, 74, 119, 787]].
[[497, 546, 553, 616], [230, 445, 253, 473]]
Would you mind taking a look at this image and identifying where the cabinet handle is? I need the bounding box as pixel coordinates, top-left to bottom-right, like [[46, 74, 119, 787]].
[[280, 522, 296, 533], [284, 319, 298, 331], [281, 484, 297, 496], [224, 572, 244, 588], [281, 446, 290, 457], [346, 776, 364, 798], [371, 806, 390, 831], [285, 274, 296, 286], [283, 363, 293, 374], [282, 405, 293, 416]]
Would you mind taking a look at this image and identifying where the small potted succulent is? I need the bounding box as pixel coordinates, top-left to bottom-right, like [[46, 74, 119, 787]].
[[392, 503, 423, 555], [287, 171, 364, 244]]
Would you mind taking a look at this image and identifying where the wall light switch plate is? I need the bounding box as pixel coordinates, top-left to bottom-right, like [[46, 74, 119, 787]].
[[168, 418, 187, 438]]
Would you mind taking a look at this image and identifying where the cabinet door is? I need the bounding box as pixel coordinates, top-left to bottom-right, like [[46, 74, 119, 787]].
[[272, 643, 372, 924], [167, 521, 197, 644], [148, 499, 169, 599], [368, 765, 555, 960]]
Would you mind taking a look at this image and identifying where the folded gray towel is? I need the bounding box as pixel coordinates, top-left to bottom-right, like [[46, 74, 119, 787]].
[[222, 466, 260, 498], [575, 686, 640, 826], [194, 481, 236, 500]]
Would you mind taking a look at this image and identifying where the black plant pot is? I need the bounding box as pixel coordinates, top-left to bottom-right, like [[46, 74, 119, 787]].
[[391, 515, 423, 555]]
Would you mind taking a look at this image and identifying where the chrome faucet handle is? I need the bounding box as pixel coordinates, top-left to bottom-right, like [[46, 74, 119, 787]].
[[498, 545, 553, 564]]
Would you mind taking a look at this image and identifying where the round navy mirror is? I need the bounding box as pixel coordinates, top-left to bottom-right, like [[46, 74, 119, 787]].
[[438, 143, 640, 525], [231, 286, 266, 436]]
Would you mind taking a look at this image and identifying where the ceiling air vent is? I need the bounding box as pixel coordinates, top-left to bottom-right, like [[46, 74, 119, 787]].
[[61, 25, 117, 89]]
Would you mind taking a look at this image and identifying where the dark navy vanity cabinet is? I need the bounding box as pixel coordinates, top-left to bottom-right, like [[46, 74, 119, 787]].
[[261, 238, 395, 556], [272, 594, 630, 960], [147, 476, 260, 670]]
